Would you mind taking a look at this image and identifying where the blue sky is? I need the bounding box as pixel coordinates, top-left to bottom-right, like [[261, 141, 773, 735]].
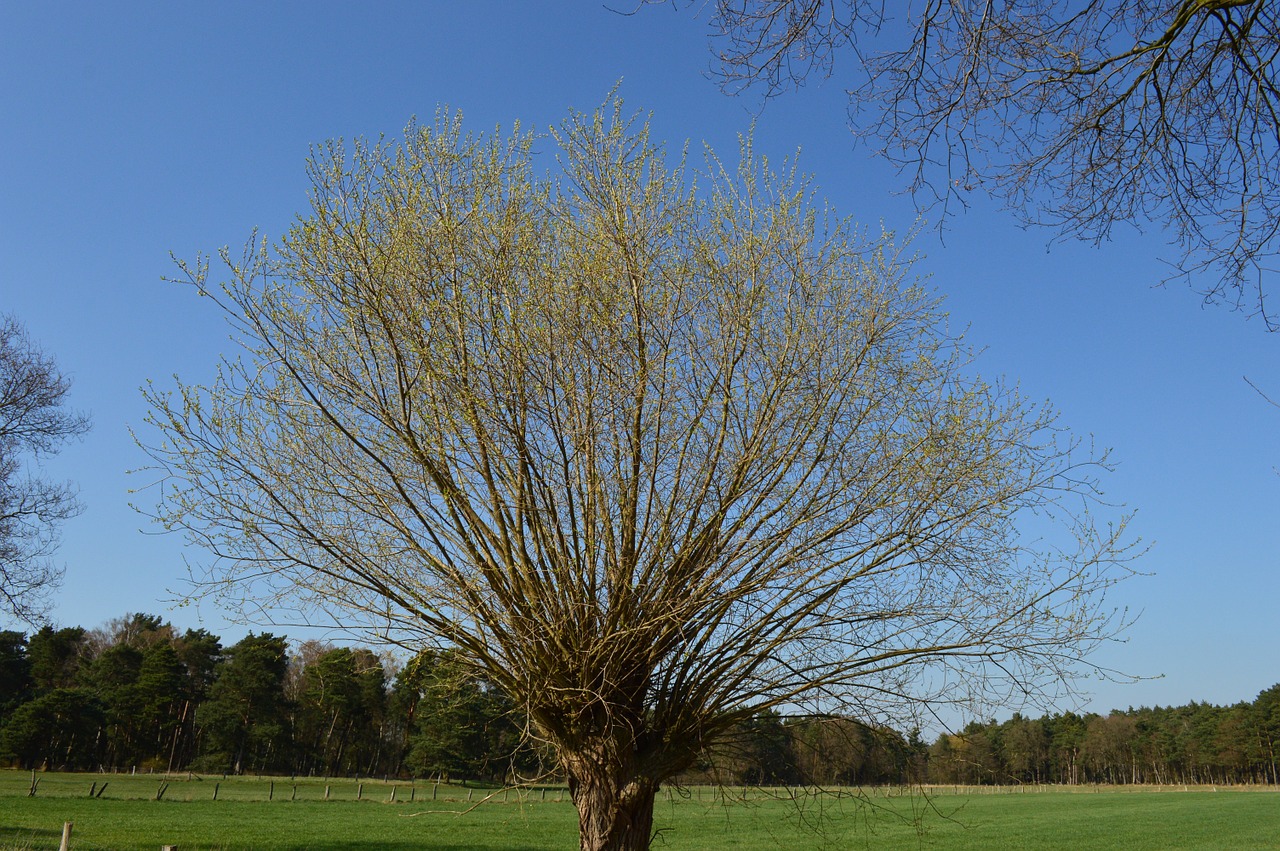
[[2, 2, 1276, 720]]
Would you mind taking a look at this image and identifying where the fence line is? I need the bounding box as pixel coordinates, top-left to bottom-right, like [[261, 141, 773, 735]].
[[8, 770, 1280, 809]]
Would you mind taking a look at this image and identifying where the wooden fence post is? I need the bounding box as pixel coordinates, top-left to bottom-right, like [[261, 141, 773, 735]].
[[213, 783, 219, 801], [58, 822, 72, 851]]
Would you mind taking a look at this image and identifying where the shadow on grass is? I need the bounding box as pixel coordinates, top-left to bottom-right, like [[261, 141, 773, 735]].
[[1, 825, 550, 851], [223, 846, 547, 851], [0, 825, 58, 838], [0, 825, 58, 850]]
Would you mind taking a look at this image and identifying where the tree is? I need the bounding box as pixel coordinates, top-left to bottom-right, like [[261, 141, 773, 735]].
[[0, 630, 32, 726], [82, 642, 146, 767], [139, 100, 1133, 850], [290, 644, 390, 776], [398, 650, 524, 782], [726, 710, 798, 785], [999, 713, 1050, 783], [194, 633, 290, 774], [0, 314, 90, 623], [133, 642, 185, 767], [0, 687, 105, 770], [26, 625, 88, 692], [1046, 711, 1089, 784], [1252, 684, 1280, 784], [350, 648, 392, 775], [687, 1, 1280, 323], [788, 715, 908, 785], [168, 627, 223, 769]]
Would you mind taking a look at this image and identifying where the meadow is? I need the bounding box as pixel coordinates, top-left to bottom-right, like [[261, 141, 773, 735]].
[[2, 771, 1277, 850]]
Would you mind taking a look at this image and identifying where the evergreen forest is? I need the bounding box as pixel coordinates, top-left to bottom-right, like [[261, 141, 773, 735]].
[[2, 615, 1276, 787]]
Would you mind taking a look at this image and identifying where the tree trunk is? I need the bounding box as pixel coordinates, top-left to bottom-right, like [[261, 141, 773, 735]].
[[566, 756, 657, 851]]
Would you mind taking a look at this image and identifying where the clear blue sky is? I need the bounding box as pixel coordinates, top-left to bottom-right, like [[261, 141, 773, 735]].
[[2, 2, 1276, 720]]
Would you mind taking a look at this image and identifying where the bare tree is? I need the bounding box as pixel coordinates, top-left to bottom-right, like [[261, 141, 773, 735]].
[[686, 0, 1280, 324], [138, 101, 1135, 851], [0, 315, 90, 625]]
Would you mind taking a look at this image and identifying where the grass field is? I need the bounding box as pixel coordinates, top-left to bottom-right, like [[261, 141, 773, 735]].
[[2, 771, 1277, 849]]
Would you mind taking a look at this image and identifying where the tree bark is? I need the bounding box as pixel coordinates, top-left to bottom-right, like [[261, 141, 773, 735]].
[[566, 753, 657, 851]]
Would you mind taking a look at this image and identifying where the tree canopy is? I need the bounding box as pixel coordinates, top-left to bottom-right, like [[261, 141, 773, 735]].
[[10, 611, 1275, 791], [690, 0, 1280, 323], [139, 100, 1134, 851], [0, 314, 90, 624]]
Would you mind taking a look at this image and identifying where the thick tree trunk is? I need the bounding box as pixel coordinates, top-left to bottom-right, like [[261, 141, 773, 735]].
[[565, 747, 658, 851], [560, 731, 660, 849]]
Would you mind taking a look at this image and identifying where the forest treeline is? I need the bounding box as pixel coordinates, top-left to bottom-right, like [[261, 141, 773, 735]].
[[1, 614, 1277, 786]]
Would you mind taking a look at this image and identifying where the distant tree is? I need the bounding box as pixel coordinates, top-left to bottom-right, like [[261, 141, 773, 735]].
[[1252, 684, 1280, 784], [26, 625, 88, 692], [79, 615, 188, 768], [386, 659, 423, 774], [82, 642, 145, 766], [1082, 713, 1140, 783], [926, 732, 954, 783], [0, 314, 90, 623], [168, 627, 222, 769], [789, 716, 906, 785], [1213, 703, 1254, 783], [399, 650, 524, 783], [956, 721, 1003, 784], [695, 711, 916, 786], [353, 649, 391, 774], [195, 633, 290, 774], [0, 630, 31, 725], [686, 0, 1280, 322], [171, 628, 222, 710], [93, 612, 174, 653], [903, 726, 929, 782], [1181, 702, 1225, 783], [0, 687, 104, 770], [999, 713, 1050, 783], [733, 710, 797, 785], [290, 644, 388, 776], [1046, 712, 1089, 784], [133, 642, 185, 767], [140, 100, 1133, 850]]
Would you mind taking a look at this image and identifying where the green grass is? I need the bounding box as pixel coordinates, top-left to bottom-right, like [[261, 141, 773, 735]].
[[1, 772, 1277, 849]]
